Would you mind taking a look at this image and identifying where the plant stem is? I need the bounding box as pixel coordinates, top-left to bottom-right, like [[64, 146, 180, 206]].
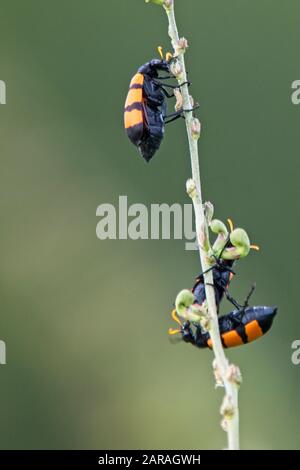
[[164, 0, 240, 449]]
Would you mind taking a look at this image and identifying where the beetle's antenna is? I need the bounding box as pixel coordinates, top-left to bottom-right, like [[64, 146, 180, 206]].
[[168, 309, 182, 336], [250, 244, 260, 251], [157, 46, 164, 60], [166, 52, 173, 61], [171, 308, 182, 326], [227, 218, 234, 233], [168, 328, 181, 335]]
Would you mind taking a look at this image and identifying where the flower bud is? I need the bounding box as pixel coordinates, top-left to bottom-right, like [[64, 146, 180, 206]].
[[204, 201, 214, 224], [196, 302, 211, 331], [226, 364, 243, 387], [210, 219, 228, 237], [175, 289, 195, 315], [170, 60, 183, 78], [220, 394, 235, 420], [174, 88, 183, 111], [186, 178, 197, 199], [213, 358, 224, 388], [191, 302, 209, 326], [191, 118, 201, 140], [210, 219, 228, 255], [221, 228, 250, 260], [177, 38, 189, 52], [175, 290, 210, 324], [175, 37, 188, 55]]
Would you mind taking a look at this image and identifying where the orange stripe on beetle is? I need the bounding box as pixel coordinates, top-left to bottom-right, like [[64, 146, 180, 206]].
[[124, 109, 143, 129], [129, 73, 144, 88], [245, 320, 263, 342], [125, 88, 143, 108], [124, 73, 144, 129], [222, 330, 244, 348], [207, 331, 243, 349]]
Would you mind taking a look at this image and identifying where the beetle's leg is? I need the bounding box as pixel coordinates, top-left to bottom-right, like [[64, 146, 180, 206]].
[[196, 263, 217, 278], [242, 283, 256, 308], [160, 87, 175, 99], [184, 104, 200, 113], [164, 113, 183, 124], [164, 104, 199, 124], [216, 235, 231, 263], [178, 81, 191, 88], [223, 288, 242, 310], [152, 79, 176, 91], [153, 79, 191, 100], [205, 281, 218, 299], [157, 82, 178, 90], [155, 78, 190, 87], [160, 81, 190, 89], [163, 108, 183, 123], [205, 282, 216, 289], [157, 75, 173, 80], [228, 284, 256, 320]]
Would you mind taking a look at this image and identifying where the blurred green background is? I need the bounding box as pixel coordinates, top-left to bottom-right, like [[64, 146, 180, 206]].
[[0, 0, 299, 450]]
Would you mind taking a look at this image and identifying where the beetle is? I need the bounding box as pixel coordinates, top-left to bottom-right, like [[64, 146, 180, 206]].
[[176, 305, 277, 349], [192, 219, 259, 312], [192, 250, 236, 311], [169, 279, 277, 349], [124, 50, 192, 162]]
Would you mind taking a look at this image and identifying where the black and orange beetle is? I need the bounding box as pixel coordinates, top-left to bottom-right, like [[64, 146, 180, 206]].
[[168, 220, 276, 349], [175, 305, 277, 349], [169, 271, 277, 349], [169, 282, 277, 349], [124, 48, 192, 161]]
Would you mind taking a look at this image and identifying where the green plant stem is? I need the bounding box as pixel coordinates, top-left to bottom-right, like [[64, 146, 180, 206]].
[[164, 0, 240, 450]]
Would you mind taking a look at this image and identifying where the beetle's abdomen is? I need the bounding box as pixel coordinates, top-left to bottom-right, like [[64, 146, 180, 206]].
[[138, 102, 164, 162], [124, 73, 145, 146]]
